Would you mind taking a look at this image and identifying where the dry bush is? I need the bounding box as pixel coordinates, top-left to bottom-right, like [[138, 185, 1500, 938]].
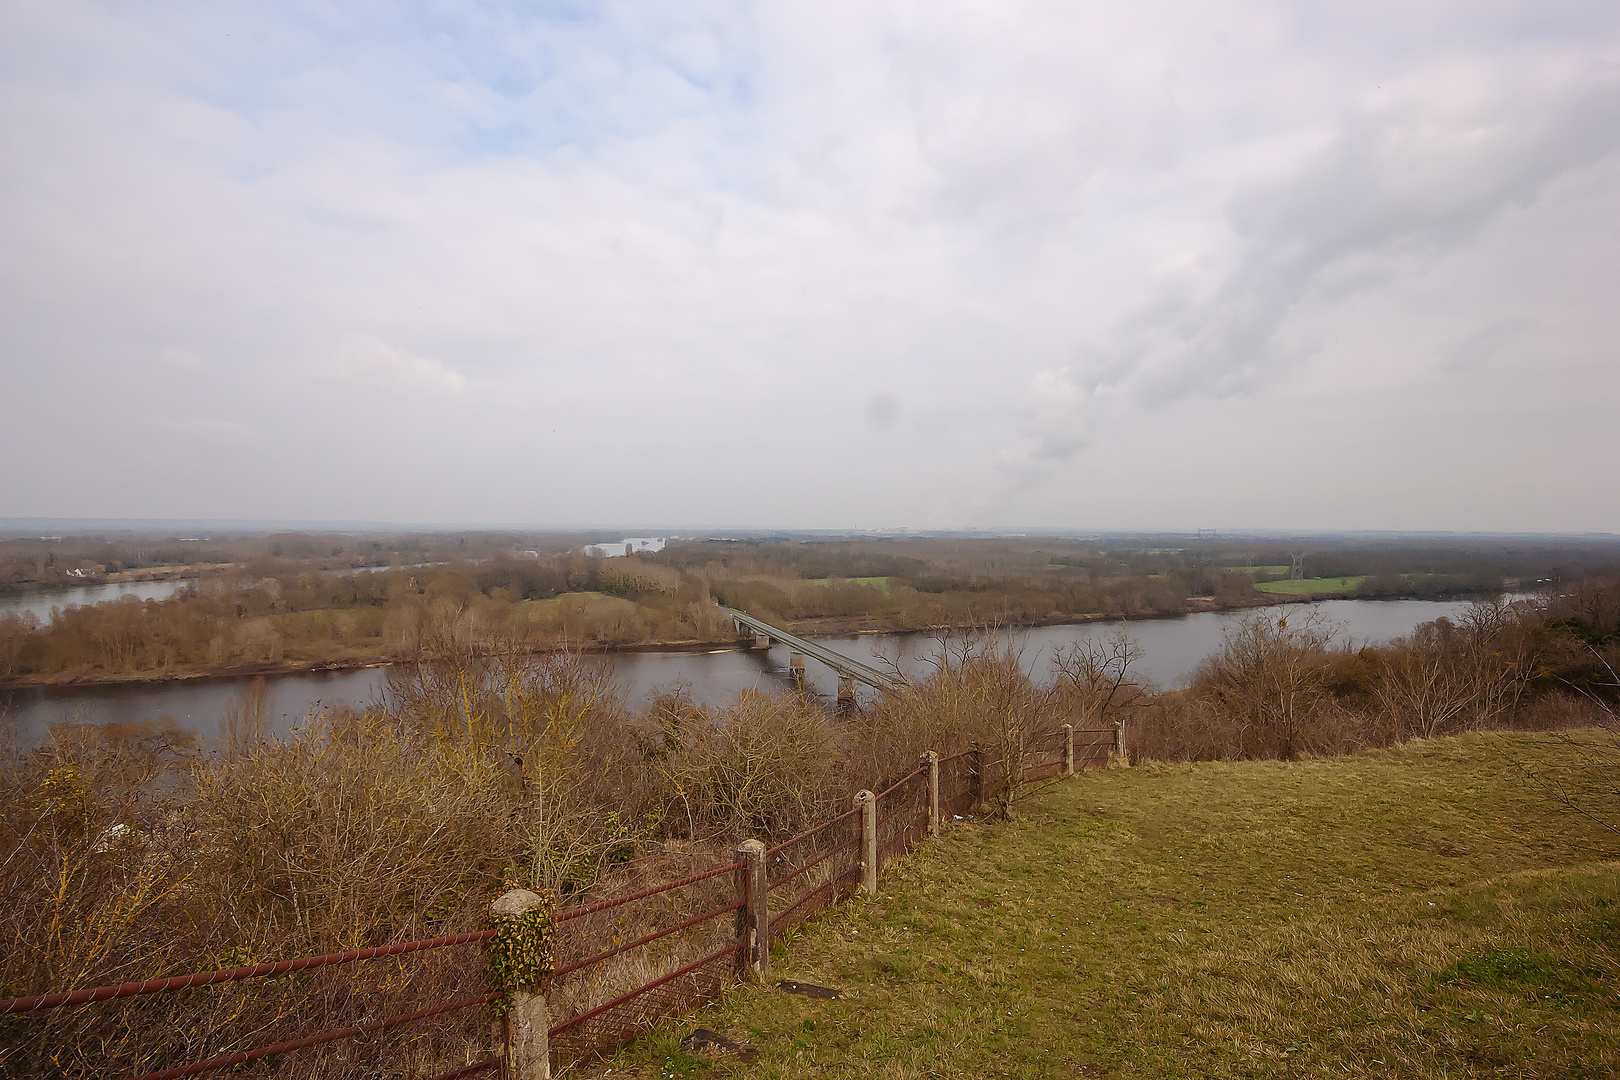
[[1508, 689, 1612, 732], [193, 707, 515, 953], [0, 721, 214, 1079], [1185, 611, 1340, 761], [382, 642, 649, 896], [857, 632, 1065, 819], [1373, 600, 1539, 740], [645, 689, 839, 844], [593, 560, 682, 597]]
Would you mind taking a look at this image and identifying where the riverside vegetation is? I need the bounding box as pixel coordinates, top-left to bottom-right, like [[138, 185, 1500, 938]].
[[5, 531, 1619, 686], [0, 577, 1616, 1077]]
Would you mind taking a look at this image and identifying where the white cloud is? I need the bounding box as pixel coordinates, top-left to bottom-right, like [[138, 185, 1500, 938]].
[[1002, 60, 1620, 478], [2, 2, 1619, 530], [329, 336, 466, 397]]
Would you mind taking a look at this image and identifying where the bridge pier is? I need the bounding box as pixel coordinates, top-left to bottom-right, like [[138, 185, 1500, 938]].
[[836, 675, 857, 710], [752, 631, 771, 651], [789, 651, 806, 688]]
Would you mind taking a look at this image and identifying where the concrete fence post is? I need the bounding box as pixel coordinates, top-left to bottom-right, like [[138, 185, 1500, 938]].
[[925, 751, 940, 837], [1063, 724, 1075, 777], [1114, 720, 1128, 766], [490, 889, 552, 1080], [735, 839, 768, 978], [970, 742, 985, 812], [854, 790, 877, 895]]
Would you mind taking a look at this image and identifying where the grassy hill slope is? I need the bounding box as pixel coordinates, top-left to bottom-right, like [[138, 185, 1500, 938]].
[[603, 733, 1619, 1079]]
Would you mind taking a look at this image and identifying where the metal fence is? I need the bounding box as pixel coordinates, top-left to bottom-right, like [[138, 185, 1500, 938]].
[[0, 724, 1121, 1079], [547, 859, 743, 1068]]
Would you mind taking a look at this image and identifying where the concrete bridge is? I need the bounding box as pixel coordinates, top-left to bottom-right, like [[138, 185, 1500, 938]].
[[727, 608, 907, 707]]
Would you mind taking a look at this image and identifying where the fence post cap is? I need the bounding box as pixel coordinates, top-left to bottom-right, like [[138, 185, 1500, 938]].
[[737, 838, 765, 856], [491, 888, 545, 918], [854, 789, 874, 803], [923, 749, 938, 761], [1062, 722, 1073, 731]]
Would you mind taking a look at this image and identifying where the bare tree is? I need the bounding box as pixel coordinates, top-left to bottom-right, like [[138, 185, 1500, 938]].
[[1204, 611, 1335, 760], [1376, 601, 1538, 741], [1051, 628, 1143, 731]]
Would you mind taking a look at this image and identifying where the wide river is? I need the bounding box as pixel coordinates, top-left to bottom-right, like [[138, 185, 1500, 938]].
[[0, 598, 1483, 746]]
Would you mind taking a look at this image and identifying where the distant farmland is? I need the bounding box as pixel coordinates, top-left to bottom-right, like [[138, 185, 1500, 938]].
[[1254, 575, 1367, 595]]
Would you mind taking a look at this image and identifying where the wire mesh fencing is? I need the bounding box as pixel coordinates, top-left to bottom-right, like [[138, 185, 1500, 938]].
[[547, 860, 744, 1068], [0, 923, 500, 1080], [874, 767, 929, 874], [1074, 727, 1117, 769], [765, 806, 864, 945], [939, 748, 979, 819], [1022, 730, 1069, 784]]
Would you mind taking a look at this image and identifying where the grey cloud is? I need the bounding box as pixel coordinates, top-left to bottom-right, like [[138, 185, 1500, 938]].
[[5, 5, 1620, 530], [1440, 319, 1530, 374], [865, 390, 899, 425], [1009, 63, 1620, 470]]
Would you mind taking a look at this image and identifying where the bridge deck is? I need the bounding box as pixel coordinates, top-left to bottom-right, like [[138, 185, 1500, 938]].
[[726, 608, 906, 692]]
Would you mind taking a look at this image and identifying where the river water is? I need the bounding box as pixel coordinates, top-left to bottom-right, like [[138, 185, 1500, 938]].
[[1, 598, 1479, 746], [0, 580, 191, 624]]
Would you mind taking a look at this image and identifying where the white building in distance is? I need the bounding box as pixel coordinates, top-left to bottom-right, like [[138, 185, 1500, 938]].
[[582, 536, 667, 558]]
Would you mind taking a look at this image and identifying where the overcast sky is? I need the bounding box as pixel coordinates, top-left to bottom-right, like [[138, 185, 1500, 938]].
[[3, 2, 1618, 533]]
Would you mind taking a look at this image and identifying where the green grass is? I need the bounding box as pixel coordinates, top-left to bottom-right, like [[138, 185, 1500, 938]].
[[594, 734, 1619, 1079], [799, 577, 893, 596], [1254, 575, 1368, 595], [1232, 565, 1292, 575]]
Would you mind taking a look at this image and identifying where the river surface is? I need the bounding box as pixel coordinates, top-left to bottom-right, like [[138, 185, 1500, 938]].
[[1, 599, 1480, 746], [0, 580, 193, 624]]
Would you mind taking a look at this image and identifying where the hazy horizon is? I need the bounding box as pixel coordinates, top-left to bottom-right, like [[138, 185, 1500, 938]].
[[3, 517, 1618, 545]]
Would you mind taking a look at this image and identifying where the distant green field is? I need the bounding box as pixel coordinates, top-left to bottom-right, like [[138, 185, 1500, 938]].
[[508, 591, 626, 621], [801, 576, 892, 595], [1254, 575, 1367, 595], [1232, 565, 1292, 574]]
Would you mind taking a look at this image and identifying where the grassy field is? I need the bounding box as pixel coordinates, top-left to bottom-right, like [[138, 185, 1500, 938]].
[[596, 734, 1618, 1079], [510, 591, 633, 620], [1254, 575, 1368, 595], [801, 577, 894, 595]]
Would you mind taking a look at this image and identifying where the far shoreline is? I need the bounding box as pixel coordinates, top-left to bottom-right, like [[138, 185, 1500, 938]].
[[0, 590, 1499, 693]]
